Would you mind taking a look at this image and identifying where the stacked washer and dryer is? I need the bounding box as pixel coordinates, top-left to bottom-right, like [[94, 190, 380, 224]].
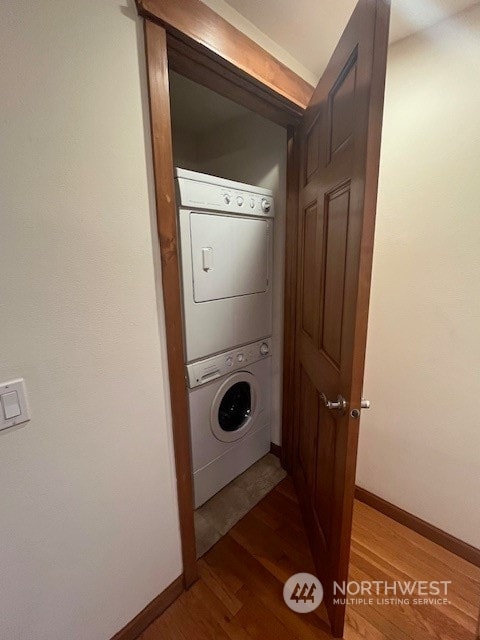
[[175, 168, 274, 508]]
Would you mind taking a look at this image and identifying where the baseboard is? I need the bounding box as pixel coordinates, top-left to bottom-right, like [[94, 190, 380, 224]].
[[270, 442, 282, 458], [355, 487, 480, 568], [111, 575, 184, 640]]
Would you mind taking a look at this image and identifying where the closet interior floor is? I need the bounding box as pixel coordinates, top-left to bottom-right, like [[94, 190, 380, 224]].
[[194, 453, 287, 558]]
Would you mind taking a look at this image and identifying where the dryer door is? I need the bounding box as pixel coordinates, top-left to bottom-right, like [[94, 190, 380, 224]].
[[190, 213, 270, 303], [210, 372, 260, 443]]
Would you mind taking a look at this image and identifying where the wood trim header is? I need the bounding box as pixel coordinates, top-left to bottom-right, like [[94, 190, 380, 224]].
[[166, 34, 305, 127], [136, 0, 314, 110]]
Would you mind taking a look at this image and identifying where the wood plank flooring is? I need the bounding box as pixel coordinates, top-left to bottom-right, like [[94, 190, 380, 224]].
[[141, 478, 480, 639]]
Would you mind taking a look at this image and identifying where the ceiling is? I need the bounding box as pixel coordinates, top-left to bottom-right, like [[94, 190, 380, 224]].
[[222, 0, 479, 80]]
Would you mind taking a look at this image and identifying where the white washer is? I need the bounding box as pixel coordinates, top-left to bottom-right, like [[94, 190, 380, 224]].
[[175, 168, 274, 363], [187, 338, 272, 508]]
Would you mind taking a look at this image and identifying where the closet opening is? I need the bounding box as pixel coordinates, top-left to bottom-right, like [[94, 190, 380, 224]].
[[168, 71, 289, 558]]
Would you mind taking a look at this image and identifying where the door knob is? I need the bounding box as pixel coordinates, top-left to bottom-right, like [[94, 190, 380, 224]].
[[320, 393, 347, 412]]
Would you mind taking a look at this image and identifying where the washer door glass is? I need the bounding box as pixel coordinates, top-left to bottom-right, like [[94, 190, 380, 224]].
[[211, 372, 259, 443], [218, 381, 251, 432]]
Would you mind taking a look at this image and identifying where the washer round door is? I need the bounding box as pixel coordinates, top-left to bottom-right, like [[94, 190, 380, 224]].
[[210, 372, 260, 443]]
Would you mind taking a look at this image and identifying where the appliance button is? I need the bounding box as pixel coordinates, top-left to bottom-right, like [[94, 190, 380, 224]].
[[237, 354, 244, 362], [226, 356, 233, 367], [250, 198, 255, 208], [260, 342, 269, 356], [224, 194, 231, 205], [261, 198, 271, 213], [236, 196, 244, 206]]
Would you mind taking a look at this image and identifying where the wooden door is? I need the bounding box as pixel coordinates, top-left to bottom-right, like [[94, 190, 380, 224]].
[[292, 0, 390, 636]]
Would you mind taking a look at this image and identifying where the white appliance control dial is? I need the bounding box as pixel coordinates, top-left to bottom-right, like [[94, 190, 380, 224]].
[[236, 196, 244, 206], [226, 356, 233, 366], [261, 198, 271, 213], [237, 354, 244, 362], [224, 194, 231, 204], [250, 198, 255, 208], [260, 342, 270, 356]]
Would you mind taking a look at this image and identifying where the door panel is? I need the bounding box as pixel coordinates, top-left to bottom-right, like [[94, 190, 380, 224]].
[[297, 366, 318, 491], [301, 202, 321, 342], [291, 1, 390, 636], [321, 181, 351, 367], [328, 52, 358, 160], [315, 404, 336, 549], [305, 116, 321, 181]]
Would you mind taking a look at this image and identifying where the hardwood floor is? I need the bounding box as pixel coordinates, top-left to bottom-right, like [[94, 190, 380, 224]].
[[140, 479, 480, 639]]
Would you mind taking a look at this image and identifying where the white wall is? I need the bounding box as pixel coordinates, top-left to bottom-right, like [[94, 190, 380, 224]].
[[0, 2, 182, 639], [358, 5, 480, 548], [171, 126, 202, 172], [197, 115, 287, 445]]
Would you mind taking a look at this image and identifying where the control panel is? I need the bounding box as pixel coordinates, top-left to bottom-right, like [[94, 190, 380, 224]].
[[175, 168, 274, 218], [219, 190, 273, 217], [186, 338, 272, 389]]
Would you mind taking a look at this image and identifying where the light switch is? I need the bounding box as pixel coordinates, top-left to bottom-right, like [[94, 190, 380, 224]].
[[1, 391, 21, 419], [0, 379, 30, 432]]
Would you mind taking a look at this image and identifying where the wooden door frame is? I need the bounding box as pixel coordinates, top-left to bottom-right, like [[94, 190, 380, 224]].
[[138, 0, 313, 588]]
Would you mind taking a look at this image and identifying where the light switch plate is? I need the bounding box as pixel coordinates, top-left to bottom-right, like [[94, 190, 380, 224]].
[[0, 379, 30, 432]]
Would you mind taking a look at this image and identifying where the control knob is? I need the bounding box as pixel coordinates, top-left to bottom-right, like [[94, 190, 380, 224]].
[[224, 194, 231, 205], [261, 198, 271, 213], [236, 196, 244, 206], [260, 342, 269, 356]]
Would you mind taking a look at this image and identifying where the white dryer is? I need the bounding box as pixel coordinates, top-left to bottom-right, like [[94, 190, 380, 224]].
[[175, 168, 274, 363], [186, 338, 272, 508]]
